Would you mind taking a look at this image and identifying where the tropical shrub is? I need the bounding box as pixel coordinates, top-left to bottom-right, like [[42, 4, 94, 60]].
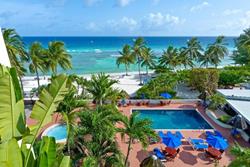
[[135, 72, 177, 99], [218, 115, 232, 124], [219, 66, 250, 87], [189, 68, 219, 97], [229, 145, 250, 167], [208, 93, 226, 110]]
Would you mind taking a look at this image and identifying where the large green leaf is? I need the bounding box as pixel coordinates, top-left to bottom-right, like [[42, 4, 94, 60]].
[[38, 136, 56, 167], [25, 74, 69, 167], [59, 156, 71, 167], [0, 138, 23, 167], [0, 65, 25, 141], [29, 74, 69, 136]]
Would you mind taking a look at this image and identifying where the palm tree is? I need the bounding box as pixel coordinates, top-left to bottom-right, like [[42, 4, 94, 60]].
[[180, 37, 203, 68], [46, 41, 72, 75], [159, 46, 181, 69], [198, 50, 213, 68], [116, 44, 134, 76], [56, 88, 87, 155], [141, 47, 156, 75], [117, 112, 156, 166], [237, 28, 250, 48], [2, 28, 29, 76], [29, 42, 47, 88], [131, 37, 146, 85], [206, 36, 228, 67], [75, 106, 124, 166], [86, 73, 118, 106]]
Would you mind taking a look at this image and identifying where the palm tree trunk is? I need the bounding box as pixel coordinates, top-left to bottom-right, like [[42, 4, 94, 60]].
[[35, 68, 40, 88], [146, 66, 148, 75], [138, 59, 142, 85], [125, 65, 128, 76], [124, 137, 132, 166]]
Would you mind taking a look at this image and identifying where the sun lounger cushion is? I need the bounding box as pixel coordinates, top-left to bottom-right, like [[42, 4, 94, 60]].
[[153, 148, 166, 160], [188, 137, 204, 144], [175, 131, 184, 139], [194, 143, 208, 150]]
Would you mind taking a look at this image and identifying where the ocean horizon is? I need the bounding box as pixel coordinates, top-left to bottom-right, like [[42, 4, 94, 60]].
[[23, 36, 237, 75]]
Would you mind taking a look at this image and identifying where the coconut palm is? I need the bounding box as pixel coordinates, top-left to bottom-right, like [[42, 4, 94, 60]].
[[46, 41, 72, 75], [206, 36, 228, 67], [86, 73, 118, 106], [141, 47, 156, 75], [2, 28, 29, 76], [179, 37, 203, 68], [75, 106, 124, 166], [159, 46, 181, 69], [117, 112, 156, 166], [237, 28, 250, 48], [29, 42, 47, 88], [198, 50, 213, 68], [56, 87, 87, 155], [116, 44, 134, 76], [131, 37, 146, 85]]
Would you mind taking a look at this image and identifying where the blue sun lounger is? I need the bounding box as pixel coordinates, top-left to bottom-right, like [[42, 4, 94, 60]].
[[153, 148, 166, 161], [175, 131, 184, 139], [193, 143, 208, 150], [158, 131, 167, 139], [188, 137, 204, 144]]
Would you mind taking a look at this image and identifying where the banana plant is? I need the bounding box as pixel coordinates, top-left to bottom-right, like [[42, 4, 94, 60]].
[[0, 65, 71, 167]]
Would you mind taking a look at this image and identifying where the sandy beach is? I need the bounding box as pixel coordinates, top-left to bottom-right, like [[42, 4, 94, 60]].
[[22, 71, 154, 97]]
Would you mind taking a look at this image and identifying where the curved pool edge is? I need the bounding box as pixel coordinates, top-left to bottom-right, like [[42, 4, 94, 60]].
[[41, 123, 67, 143]]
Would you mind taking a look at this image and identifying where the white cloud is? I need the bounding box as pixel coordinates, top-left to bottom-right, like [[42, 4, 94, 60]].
[[85, 12, 184, 34], [107, 17, 138, 31], [223, 9, 242, 16], [83, 0, 102, 6], [215, 10, 250, 35], [116, 0, 133, 7], [190, 1, 209, 12], [85, 22, 100, 31], [143, 12, 184, 30]]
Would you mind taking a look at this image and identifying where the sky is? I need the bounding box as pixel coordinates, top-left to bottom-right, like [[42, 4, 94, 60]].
[[0, 0, 250, 36]]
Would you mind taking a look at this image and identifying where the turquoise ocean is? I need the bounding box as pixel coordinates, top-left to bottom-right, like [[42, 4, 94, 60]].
[[23, 37, 236, 75]]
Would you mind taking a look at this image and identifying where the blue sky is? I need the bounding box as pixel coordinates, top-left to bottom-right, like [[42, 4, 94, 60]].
[[0, 0, 250, 36]]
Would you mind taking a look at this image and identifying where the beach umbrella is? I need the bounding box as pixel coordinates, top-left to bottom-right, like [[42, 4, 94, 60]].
[[162, 135, 181, 148], [206, 136, 229, 150], [228, 115, 248, 130], [160, 92, 172, 99], [140, 155, 164, 167]]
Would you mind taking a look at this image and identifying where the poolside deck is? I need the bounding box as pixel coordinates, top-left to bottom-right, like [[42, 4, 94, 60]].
[[116, 102, 250, 167]]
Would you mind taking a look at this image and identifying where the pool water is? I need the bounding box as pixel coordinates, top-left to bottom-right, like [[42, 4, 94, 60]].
[[133, 109, 213, 129], [45, 124, 67, 140]]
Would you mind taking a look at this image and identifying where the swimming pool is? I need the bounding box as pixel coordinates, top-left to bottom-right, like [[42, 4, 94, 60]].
[[132, 109, 213, 129], [42, 124, 67, 142]]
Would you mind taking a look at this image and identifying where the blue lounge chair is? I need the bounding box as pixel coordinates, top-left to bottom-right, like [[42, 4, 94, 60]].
[[166, 131, 174, 137], [153, 148, 166, 160], [175, 131, 184, 139], [205, 131, 214, 137], [188, 137, 204, 144], [193, 143, 208, 150], [158, 131, 166, 138]]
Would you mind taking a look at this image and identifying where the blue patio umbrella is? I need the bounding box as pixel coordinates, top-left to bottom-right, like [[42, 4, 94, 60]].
[[160, 92, 172, 99], [206, 136, 229, 150], [162, 136, 181, 149]]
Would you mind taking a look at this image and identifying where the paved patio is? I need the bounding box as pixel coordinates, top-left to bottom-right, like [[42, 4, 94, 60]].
[[116, 102, 250, 167]]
